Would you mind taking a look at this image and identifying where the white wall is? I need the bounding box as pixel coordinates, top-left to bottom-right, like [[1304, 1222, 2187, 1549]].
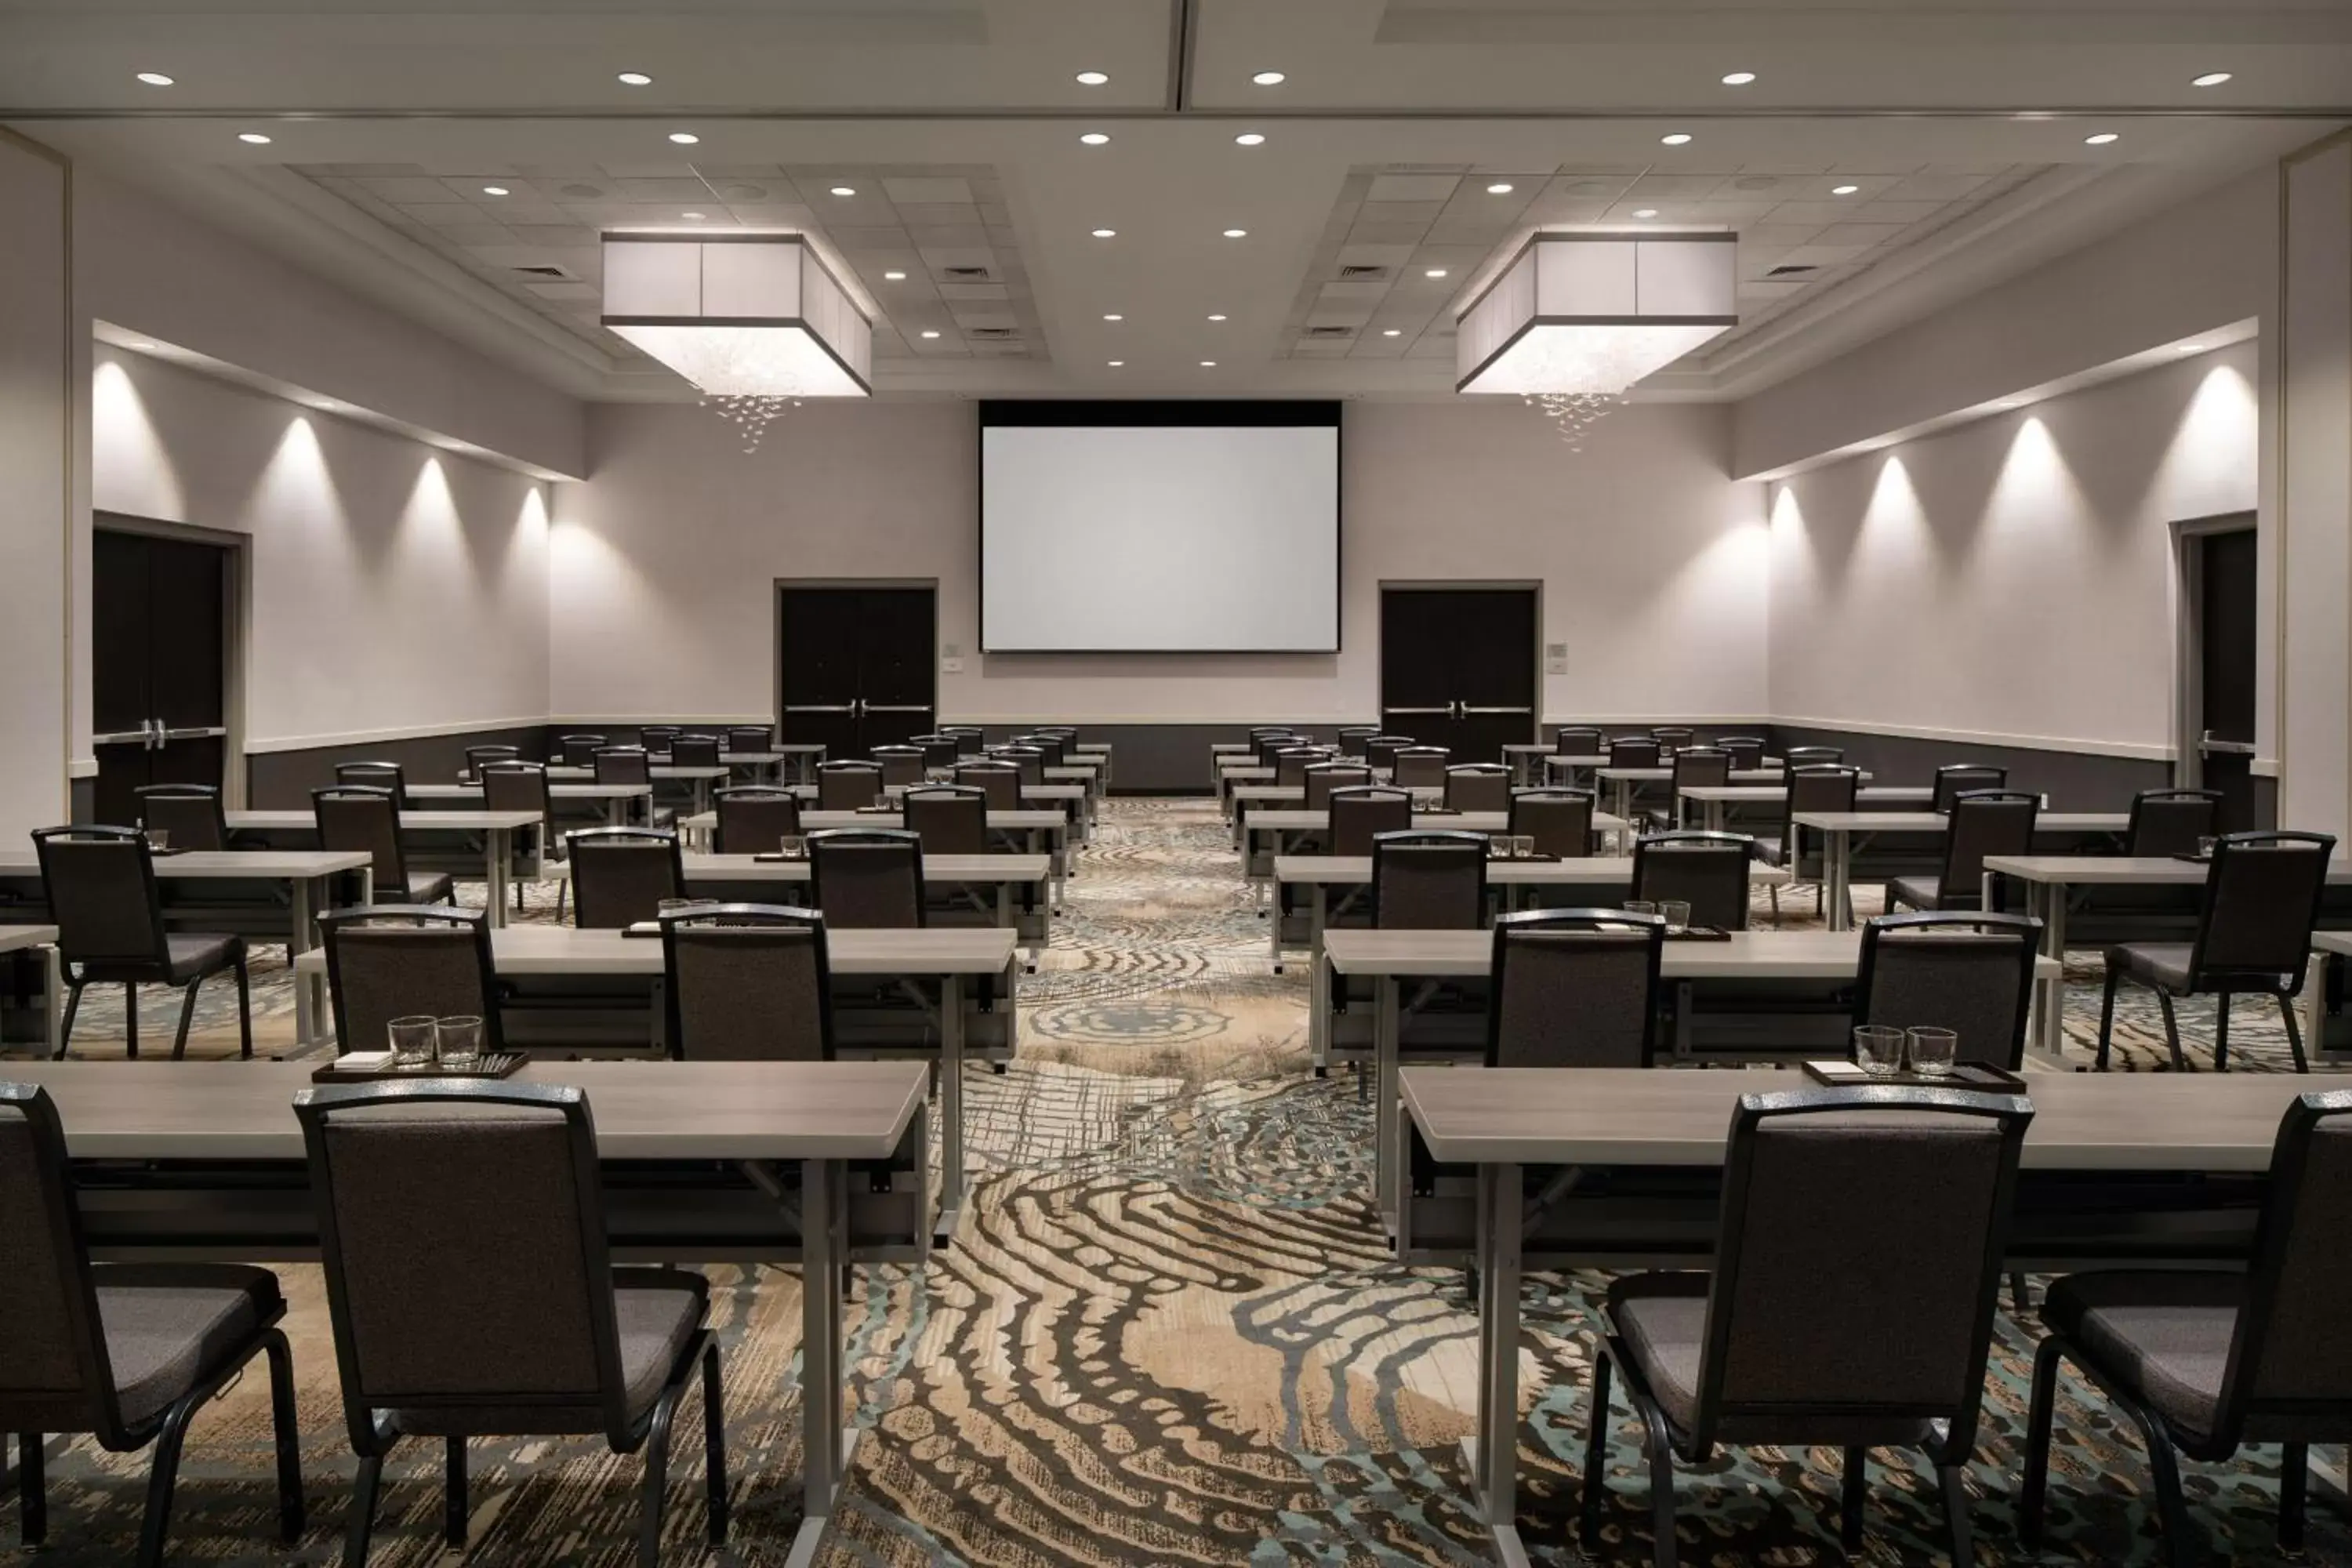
[[1766, 339, 2259, 759], [550, 397, 1769, 724], [0, 133, 71, 841], [90, 346, 553, 754]]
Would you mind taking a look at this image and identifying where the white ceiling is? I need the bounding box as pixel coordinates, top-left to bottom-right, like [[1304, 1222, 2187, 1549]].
[[4, 0, 2344, 401]]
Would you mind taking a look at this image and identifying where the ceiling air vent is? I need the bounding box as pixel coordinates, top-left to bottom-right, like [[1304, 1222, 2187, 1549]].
[[1766, 264, 1820, 278], [943, 266, 995, 281], [1338, 264, 1388, 281], [967, 327, 1019, 339], [1303, 325, 1355, 339], [511, 265, 575, 279]]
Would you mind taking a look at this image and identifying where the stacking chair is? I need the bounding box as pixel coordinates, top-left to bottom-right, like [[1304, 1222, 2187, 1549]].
[[336, 760, 408, 811], [318, 905, 504, 1058], [658, 903, 832, 1061], [2020, 1090, 2352, 1566], [1755, 764, 1861, 922], [1304, 762, 1371, 811], [480, 762, 552, 910], [1018, 733, 1069, 768], [295, 1081, 727, 1568], [993, 746, 1046, 789], [1656, 746, 1733, 828], [711, 786, 800, 855], [1486, 909, 1664, 1068], [1887, 790, 2038, 914], [637, 724, 681, 757], [2096, 829, 2337, 1073], [808, 828, 925, 928], [724, 725, 775, 757], [938, 726, 986, 757], [1606, 736, 1662, 769], [666, 734, 721, 768], [902, 786, 989, 855], [1363, 735, 1416, 775], [315, 785, 454, 906], [1932, 763, 2009, 812], [132, 782, 227, 851], [872, 746, 927, 789], [1329, 786, 1414, 857], [564, 827, 684, 930], [1391, 746, 1450, 791], [1273, 746, 1329, 789], [953, 760, 1022, 812], [1509, 788, 1597, 858], [1371, 830, 1489, 930], [1782, 744, 1846, 768], [1443, 764, 1512, 813], [1578, 1087, 2034, 1567], [1252, 732, 1301, 768], [1853, 911, 2041, 1070], [1715, 735, 1769, 770], [31, 825, 254, 1060], [1632, 830, 1755, 931], [1335, 726, 1379, 758], [909, 733, 962, 772], [0, 1083, 303, 1565], [1554, 726, 1605, 756], [817, 760, 886, 811], [2125, 787, 2223, 855], [593, 746, 653, 788], [1649, 725, 1696, 752], [462, 744, 521, 782], [557, 733, 608, 768]]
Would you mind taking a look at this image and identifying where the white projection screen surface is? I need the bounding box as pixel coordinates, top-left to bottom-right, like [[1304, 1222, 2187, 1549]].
[[978, 403, 1341, 652]]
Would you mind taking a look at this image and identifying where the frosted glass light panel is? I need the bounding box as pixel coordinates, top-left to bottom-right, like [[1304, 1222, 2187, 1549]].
[[1456, 234, 1736, 395], [601, 234, 872, 397]]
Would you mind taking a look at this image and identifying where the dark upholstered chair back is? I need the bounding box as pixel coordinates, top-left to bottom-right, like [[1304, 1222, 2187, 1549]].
[[557, 734, 606, 768], [1933, 764, 2009, 814], [1510, 789, 1595, 858], [726, 726, 775, 755], [2125, 788, 2222, 858], [1554, 726, 1604, 756], [1335, 727, 1378, 759], [1274, 747, 1327, 789], [808, 829, 924, 929], [953, 762, 1021, 811], [564, 828, 683, 929], [1487, 910, 1663, 1068], [1304, 763, 1371, 811], [659, 903, 832, 1062], [1716, 735, 1768, 770], [319, 906, 502, 1056], [1632, 831, 1753, 931], [1855, 913, 2040, 1070], [909, 734, 960, 769], [1253, 733, 1302, 768], [1329, 787, 1412, 857], [0, 1084, 123, 1439], [903, 786, 988, 855], [1607, 737, 1662, 769], [314, 786, 412, 895], [941, 727, 985, 757], [1650, 726, 1696, 750], [1784, 764, 1860, 818], [336, 762, 408, 812], [133, 784, 227, 851], [993, 747, 1045, 788], [713, 787, 800, 855], [463, 745, 522, 782], [1017, 734, 1069, 768], [817, 761, 884, 811], [1690, 1089, 2031, 1446], [1372, 830, 1489, 930], [31, 827, 169, 967], [1363, 735, 1415, 775], [638, 726, 681, 756], [667, 735, 721, 768], [2221, 1093, 2352, 1440], [871, 746, 927, 789], [1783, 745, 1846, 768], [480, 761, 550, 818], [1671, 748, 1733, 790], [296, 1083, 634, 1445], [1444, 764, 1512, 813], [1940, 791, 2039, 902], [592, 747, 652, 787], [1392, 747, 1450, 789], [2192, 831, 2338, 982]]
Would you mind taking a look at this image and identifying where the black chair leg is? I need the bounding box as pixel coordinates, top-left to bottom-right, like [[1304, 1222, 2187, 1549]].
[[1937, 1461, 1974, 1564], [445, 1436, 467, 1548], [2278, 993, 2310, 1074], [2281, 1441, 2308, 1550], [639, 1383, 681, 1568], [1839, 1446, 1867, 1551], [2009, 1272, 2032, 1313], [701, 1340, 729, 1545], [1640, 1403, 1679, 1568], [2096, 967, 2122, 1070], [125, 980, 139, 1059], [2155, 989, 2187, 1072], [343, 1451, 382, 1568], [2112, 1394, 2194, 1568], [263, 1331, 303, 1541], [136, 1391, 200, 1568], [16, 1432, 45, 1545], [234, 955, 253, 1060], [2017, 1335, 2064, 1548], [1577, 1352, 1613, 1544], [171, 976, 203, 1060], [56, 982, 82, 1061], [2212, 993, 2231, 1072]]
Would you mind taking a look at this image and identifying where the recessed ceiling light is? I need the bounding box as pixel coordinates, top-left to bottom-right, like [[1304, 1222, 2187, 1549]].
[[883, 270, 907, 281], [1200, 360, 1217, 367], [128, 340, 158, 351], [1075, 70, 1109, 85], [1102, 313, 1123, 321], [617, 71, 653, 85], [1831, 184, 1860, 195], [1107, 359, 1124, 366], [1080, 132, 1111, 146], [829, 185, 856, 196], [1661, 132, 1693, 146], [2192, 71, 2233, 88], [1235, 132, 1265, 146], [920, 330, 941, 339], [1091, 227, 1116, 238], [1424, 267, 1448, 278], [237, 132, 272, 144], [1382, 328, 1402, 337], [2084, 132, 2120, 145], [2179, 343, 2206, 354], [1721, 71, 1756, 85], [1633, 208, 1659, 218], [482, 185, 510, 196], [1207, 314, 1227, 321], [1251, 71, 1287, 85], [668, 131, 699, 144], [1486, 183, 1515, 194], [136, 71, 174, 86], [1222, 227, 1247, 238], [682, 210, 706, 219]]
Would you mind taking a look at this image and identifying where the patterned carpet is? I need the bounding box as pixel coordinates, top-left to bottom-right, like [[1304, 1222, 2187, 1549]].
[[7, 799, 2347, 1566]]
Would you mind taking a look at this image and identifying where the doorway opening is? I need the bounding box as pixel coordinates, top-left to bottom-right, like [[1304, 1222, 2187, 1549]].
[[2173, 515, 2259, 833], [775, 582, 939, 756], [1377, 584, 1540, 761], [91, 518, 241, 826]]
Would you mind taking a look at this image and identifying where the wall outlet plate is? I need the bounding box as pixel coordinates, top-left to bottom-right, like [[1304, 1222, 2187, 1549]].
[[1544, 657, 1568, 675], [941, 656, 965, 673]]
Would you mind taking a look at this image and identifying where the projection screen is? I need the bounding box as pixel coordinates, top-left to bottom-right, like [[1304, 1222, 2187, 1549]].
[[978, 401, 1341, 653]]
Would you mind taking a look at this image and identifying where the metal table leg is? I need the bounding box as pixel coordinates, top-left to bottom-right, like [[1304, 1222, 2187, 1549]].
[[1459, 1159, 1531, 1567], [2033, 880, 2070, 1064], [1375, 975, 1401, 1229], [937, 974, 965, 1240], [1826, 829, 1853, 933], [787, 1155, 857, 1568], [485, 826, 510, 928], [1308, 883, 1329, 1069], [292, 874, 318, 1044], [41, 942, 64, 1060]]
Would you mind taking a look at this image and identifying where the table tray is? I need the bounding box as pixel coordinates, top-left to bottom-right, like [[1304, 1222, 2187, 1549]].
[[313, 1052, 526, 1083], [1803, 1061, 2027, 1091]]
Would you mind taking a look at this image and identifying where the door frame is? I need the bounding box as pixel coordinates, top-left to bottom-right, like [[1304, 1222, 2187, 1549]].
[[1375, 579, 1545, 740], [2169, 513, 2257, 793], [771, 577, 940, 730], [92, 513, 251, 808]]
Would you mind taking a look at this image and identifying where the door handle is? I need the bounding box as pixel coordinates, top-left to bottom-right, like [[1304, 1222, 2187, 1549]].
[[148, 717, 166, 752], [2198, 730, 2257, 757]]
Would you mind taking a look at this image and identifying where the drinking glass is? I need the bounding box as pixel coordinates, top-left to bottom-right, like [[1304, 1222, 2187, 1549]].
[[656, 897, 695, 920], [435, 1015, 485, 1071], [1659, 899, 1691, 934], [1853, 1025, 1906, 1076], [2198, 836, 2218, 858], [388, 1014, 437, 1070], [1623, 900, 1657, 917], [145, 827, 170, 852], [1486, 834, 1512, 860], [779, 834, 806, 860], [1907, 1026, 1959, 1078], [1510, 835, 1535, 860]]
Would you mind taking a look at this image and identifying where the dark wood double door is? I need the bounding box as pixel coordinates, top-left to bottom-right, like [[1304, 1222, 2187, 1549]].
[[1378, 586, 1538, 763], [777, 584, 938, 757], [92, 526, 233, 826]]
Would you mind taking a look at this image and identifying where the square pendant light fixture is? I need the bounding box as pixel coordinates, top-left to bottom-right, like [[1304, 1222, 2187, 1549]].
[[601, 232, 873, 397], [1456, 232, 1737, 395]]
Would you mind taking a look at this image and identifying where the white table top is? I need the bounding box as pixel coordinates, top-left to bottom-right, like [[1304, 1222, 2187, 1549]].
[[1402, 1065, 2321, 1171], [678, 808, 1064, 833], [227, 809, 542, 833], [1984, 853, 2352, 885], [1548, 754, 1788, 771], [1597, 767, 1791, 784], [547, 764, 731, 782], [545, 851, 1051, 884], [0, 849, 372, 880], [1796, 811, 2129, 835], [789, 782, 1085, 804], [1276, 855, 1789, 887], [1247, 808, 1632, 834], [412, 782, 650, 802], [0, 924, 59, 953], [293, 924, 1018, 978], [1679, 785, 1932, 804], [0, 1060, 927, 1162], [1327, 926, 2057, 980]]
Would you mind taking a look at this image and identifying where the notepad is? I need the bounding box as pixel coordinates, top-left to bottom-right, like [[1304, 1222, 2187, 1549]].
[[336, 1050, 394, 1069]]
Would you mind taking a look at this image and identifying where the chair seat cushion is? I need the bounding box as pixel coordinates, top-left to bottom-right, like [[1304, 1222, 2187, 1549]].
[[162, 931, 243, 984], [2042, 1270, 2241, 1443], [1750, 836, 1785, 866], [1607, 1273, 1711, 1436], [1887, 875, 1944, 911], [96, 1262, 281, 1428], [405, 872, 456, 905], [2106, 943, 2195, 993], [615, 1271, 708, 1422]]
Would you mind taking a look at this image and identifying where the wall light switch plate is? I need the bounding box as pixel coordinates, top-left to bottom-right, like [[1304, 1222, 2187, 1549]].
[[942, 644, 961, 657], [941, 656, 965, 673], [1544, 657, 1568, 675]]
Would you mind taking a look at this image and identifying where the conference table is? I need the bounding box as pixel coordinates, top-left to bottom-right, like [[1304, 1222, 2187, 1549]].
[[543, 851, 1055, 944], [0, 1057, 926, 1568], [223, 808, 540, 926], [410, 780, 653, 827], [789, 781, 1093, 841], [546, 763, 732, 815], [0, 924, 63, 1057], [1403, 1064, 2327, 1568], [1329, 927, 2059, 1226], [677, 807, 1072, 907], [291, 924, 1014, 1236], [1798, 811, 2132, 933], [1240, 807, 1635, 900], [1675, 783, 1933, 831], [1539, 753, 1786, 788]]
